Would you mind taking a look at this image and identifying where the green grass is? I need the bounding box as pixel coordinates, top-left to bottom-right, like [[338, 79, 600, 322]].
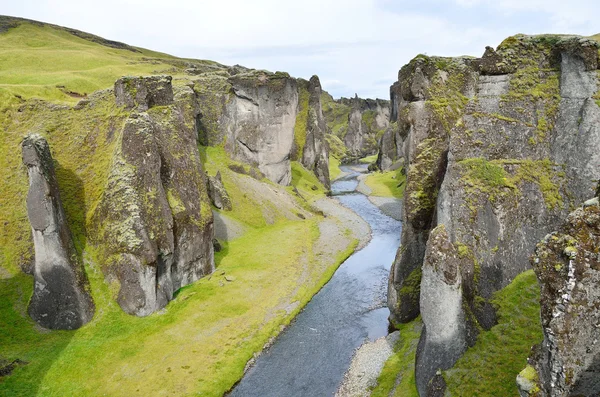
[[359, 154, 378, 164], [444, 270, 543, 396], [1, 218, 357, 396], [329, 155, 343, 181], [0, 21, 221, 104], [370, 318, 422, 397], [365, 169, 406, 198], [290, 161, 327, 200], [0, 18, 364, 397]]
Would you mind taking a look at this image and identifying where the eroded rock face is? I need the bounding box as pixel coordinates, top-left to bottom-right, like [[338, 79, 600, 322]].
[[384, 35, 600, 394], [415, 225, 468, 396], [94, 78, 214, 316], [341, 96, 390, 158], [22, 134, 94, 329], [114, 75, 174, 112], [300, 76, 330, 189], [195, 70, 298, 185], [520, 197, 600, 397]]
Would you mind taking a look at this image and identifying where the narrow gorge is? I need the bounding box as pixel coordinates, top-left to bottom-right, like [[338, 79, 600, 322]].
[[1, 14, 600, 397]]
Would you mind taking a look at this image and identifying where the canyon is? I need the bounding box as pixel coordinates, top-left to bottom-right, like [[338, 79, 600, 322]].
[[1, 15, 599, 397]]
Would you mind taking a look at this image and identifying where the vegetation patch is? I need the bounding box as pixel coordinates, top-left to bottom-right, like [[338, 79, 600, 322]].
[[364, 168, 406, 198], [443, 270, 543, 396], [459, 158, 565, 212], [426, 65, 470, 134], [321, 92, 351, 138], [292, 82, 310, 160], [370, 318, 422, 397]]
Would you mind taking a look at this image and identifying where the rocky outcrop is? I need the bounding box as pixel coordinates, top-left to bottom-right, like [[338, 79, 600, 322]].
[[93, 77, 214, 316], [22, 134, 94, 329], [321, 93, 390, 160], [415, 225, 468, 396], [195, 70, 298, 185], [518, 191, 600, 397], [207, 171, 232, 211], [114, 75, 174, 112], [299, 76, 330, 189], [342, 96, 390, 158], [385, 35, 600, 394]]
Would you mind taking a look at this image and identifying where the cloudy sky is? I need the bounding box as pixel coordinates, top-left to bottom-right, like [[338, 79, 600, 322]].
[[3, 0, 599, 98]]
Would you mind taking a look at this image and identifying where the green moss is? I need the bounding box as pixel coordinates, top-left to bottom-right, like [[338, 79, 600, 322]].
[[459, 158, 564, 212], [444, 270, 543, 396], [406, 138, 446, 217], [320, 91, 351, 138], [370, 318, 422, 397], [426, 66, 469, 134], [292, 83, 310, 160], [398, 267, 422, 307]]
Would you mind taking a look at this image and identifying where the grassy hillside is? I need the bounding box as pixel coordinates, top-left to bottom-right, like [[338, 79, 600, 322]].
[[0, 17, 224, 104], [0, 17, 360, 396]]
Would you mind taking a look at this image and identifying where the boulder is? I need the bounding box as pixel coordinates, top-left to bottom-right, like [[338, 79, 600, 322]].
[[207, 171, 232, 211], [22, 134, 94, 329]]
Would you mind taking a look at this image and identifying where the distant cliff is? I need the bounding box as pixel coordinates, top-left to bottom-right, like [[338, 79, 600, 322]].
[[322, 93, 390, 159], [382, 34, 600, 395]]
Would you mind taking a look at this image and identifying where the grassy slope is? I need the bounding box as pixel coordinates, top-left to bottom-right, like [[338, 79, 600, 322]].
[[370, 319, 422, 397], [0, 20, 358, 396], [364, 168, 406, 198], [444, 270, 542, 396], [0, 21, 220, 104]]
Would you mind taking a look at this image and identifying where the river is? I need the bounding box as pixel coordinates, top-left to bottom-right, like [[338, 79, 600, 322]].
[[228, 165, 402, 397]]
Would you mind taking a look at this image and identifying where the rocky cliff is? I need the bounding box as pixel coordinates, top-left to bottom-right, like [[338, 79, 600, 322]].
[[322, 94, 390, 159], [22, 134, 94, 329], [195, 69, 330, 187], [296, 76, 330, 189], [92, 76, 214, 316], [518, 191, 600, 397], [383, 34, 600, 395]]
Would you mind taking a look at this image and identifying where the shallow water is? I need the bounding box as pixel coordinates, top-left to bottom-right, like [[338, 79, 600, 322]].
[[228, 165, 402, 397]]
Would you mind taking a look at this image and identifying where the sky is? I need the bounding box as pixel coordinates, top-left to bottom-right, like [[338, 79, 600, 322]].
[[2, 0, 600, 99]]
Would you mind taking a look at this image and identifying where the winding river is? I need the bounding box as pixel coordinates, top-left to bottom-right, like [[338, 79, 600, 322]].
[[229, 165, 402, 397]]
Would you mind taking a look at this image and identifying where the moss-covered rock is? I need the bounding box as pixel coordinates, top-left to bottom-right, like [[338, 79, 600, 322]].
[[524, 194, 600, 396], [93, 80, 214, 316]]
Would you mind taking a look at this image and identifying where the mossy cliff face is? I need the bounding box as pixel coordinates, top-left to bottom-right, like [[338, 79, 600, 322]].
[[385, 35, 600, 395], [93, 76, 214, 316], [298, 76, 330, 189], [520, 196, 600, 397], [387, 55, 477, 326], [321, 93, 390, 159], [194, 70, 298, 185]]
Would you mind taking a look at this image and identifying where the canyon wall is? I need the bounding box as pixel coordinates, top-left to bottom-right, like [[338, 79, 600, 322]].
[[383, 34, 600, 395]]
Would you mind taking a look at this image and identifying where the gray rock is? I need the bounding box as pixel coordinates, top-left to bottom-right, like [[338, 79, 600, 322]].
[[114, 75, 174, 112], [301, 76, 330, 189], [384, 34, 600, 389], [207, 171, 232, 211], [22, 134, 94, 330], [523, 202, 600, 397], [341, 97, 390, 158], [195, 71, 298, 185], [415, 225, 467, 396], [93, 81, 214, 316]]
